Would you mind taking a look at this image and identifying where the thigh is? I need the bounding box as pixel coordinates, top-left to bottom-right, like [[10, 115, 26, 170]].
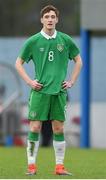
[[28, 90, 51, 121], [50, 92, 67, 121]]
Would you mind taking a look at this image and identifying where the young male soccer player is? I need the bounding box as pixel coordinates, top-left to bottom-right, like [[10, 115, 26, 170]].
[[15, 5, 82, 175]]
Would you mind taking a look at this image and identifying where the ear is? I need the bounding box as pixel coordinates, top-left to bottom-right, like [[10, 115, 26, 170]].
[[41, 18, 43, 24], [56, 17, 58, 24]]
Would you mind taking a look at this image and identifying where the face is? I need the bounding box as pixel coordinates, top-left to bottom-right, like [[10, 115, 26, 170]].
[[41, 10, 58, 31]]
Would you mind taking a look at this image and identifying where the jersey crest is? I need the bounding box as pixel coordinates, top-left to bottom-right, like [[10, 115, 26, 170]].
[[57, 44, 64, 52]]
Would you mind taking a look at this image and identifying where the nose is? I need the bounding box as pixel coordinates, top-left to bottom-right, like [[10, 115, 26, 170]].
[[48, 16, 53, 21]]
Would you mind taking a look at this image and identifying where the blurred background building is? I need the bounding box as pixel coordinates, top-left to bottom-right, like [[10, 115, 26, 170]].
[[0, 0, 106, 148]]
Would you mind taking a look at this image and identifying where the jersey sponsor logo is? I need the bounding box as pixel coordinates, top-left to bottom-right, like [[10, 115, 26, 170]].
[[57, 44, 64, 52], [39, 47, 44, 52]]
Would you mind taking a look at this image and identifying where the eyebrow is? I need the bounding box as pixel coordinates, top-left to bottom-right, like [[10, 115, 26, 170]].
[[44, 14, 56, 18]]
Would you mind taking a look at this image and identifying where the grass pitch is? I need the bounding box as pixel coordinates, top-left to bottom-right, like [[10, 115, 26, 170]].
[[0, 146, 106, 179]]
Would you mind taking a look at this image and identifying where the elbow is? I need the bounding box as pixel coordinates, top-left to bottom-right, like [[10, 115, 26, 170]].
[[15, 57, 23, 70], [80, 60, 83, 69], [78, 56, 83, 69], [77, 58, 83, 70], [15, 59, 18, 70]]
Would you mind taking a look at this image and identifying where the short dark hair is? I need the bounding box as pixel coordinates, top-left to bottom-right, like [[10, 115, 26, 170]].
[[40, 5, 59, 18]]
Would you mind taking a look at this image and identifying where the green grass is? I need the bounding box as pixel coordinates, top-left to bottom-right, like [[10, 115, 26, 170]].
[[0, 146, 106, 179]]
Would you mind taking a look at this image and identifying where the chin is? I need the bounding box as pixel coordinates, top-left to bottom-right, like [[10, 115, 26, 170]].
[[47, 26, 54, 30], [48, 28, 53, 31]]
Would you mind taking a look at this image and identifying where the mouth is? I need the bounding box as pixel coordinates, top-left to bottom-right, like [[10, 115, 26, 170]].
[[48, 24, 53, 26]]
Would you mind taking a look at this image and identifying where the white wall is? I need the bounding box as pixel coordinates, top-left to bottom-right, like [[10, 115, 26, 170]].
[[65, 103, 106, 148], [90, 103, 106, 148]]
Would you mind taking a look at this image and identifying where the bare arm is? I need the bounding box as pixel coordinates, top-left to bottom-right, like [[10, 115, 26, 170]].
[[15, 57, 43, 90], [63, 54, 83, 89]]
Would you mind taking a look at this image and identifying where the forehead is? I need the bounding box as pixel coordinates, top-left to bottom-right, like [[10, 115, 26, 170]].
[[43, 10, 56, 17]]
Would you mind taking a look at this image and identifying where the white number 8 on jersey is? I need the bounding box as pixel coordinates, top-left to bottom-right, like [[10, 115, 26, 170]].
[[48, 51, 54, 61]]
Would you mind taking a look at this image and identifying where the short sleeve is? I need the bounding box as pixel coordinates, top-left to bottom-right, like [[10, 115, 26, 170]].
[[68, 37, 80, 60], [19, 39, 32, 63]]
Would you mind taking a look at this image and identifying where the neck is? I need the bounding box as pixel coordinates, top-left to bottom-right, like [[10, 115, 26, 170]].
[[42, 28, 55, 36]]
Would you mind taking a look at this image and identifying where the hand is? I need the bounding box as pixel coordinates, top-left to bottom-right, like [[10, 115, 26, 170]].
[[62, 80, 74, 89], [29, 79, 43, 90]]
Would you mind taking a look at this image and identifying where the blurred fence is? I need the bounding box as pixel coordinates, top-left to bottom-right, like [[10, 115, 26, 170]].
[[0, 62, 22, 145]]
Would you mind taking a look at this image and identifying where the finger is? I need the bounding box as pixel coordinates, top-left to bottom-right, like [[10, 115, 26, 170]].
[[62, 81, 67, 84], [33, 83, 43, 88], [35, 87, 42, 90], [63, 86, 67, 89], [62, 83, 67, 87], [35, 85, 42, 89], [32, 83, 42, 89], [62, 85, 67, 89], [62, 84, 66, 87], [33, 86, 42, 90], [38, 83, 43, 87], [33, 80, 43, 86], [35, 82, 43, 86], [37, 83, 43, 88]]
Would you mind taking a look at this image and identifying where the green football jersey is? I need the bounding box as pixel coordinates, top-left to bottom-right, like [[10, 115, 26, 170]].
[[19, 31, 79, 94]]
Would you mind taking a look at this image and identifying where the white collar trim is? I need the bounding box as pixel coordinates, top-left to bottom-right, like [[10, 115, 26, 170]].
[[41, 30, 57, 39]]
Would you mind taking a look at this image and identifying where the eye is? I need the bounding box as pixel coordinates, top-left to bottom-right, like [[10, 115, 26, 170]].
[[44, 15, 49, 19], [51, 15, 56, 19]]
